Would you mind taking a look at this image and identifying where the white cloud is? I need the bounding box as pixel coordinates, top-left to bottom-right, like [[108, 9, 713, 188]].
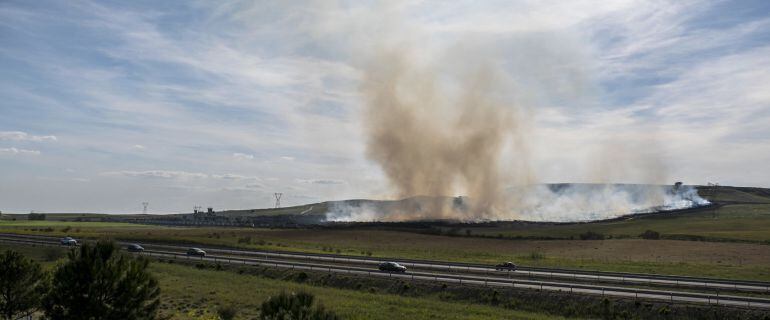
[[210, 173, 259, 180], [132, 144, 146, 150], [100, 170, 260, 181], [0, 131, 57, 142], [232, 152, 254, 160], [296, 179, 346, 185], [101, 170, 208, 179], [280, 156, 295, 161], [0, 147, 40, 155]]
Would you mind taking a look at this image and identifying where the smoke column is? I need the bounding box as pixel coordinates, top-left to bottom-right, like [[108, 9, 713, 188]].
[[360, 47, 523, 220]]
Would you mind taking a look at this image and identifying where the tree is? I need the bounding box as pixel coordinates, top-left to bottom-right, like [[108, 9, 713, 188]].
[[0, 250, 48, 320], [42, 241, 160, 320], [28, 213, 46, 221], [260, 291, 339, 320]]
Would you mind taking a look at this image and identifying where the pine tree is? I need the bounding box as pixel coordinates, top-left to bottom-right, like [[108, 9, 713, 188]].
[[0, 250, 48, 320], [42, 241, 160, 320]]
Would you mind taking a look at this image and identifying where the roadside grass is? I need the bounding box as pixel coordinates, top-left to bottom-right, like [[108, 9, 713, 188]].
[[152, 262, 570, 320]]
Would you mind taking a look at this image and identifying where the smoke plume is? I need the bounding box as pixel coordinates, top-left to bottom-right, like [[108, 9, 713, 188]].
[[361, 47, 522, 220]]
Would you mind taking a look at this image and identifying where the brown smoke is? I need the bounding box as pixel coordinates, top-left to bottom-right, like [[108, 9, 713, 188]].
[[360, 48, 521, 220]]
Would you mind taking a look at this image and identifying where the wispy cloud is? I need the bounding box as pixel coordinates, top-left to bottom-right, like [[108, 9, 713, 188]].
[[0, 131, 57, 142], [296, 179, 346, 185], [232, 152, 254, 160], [0, 147, 40, 155]]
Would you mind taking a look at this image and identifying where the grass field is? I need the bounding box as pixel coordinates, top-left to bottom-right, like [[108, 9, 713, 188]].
[[0, 243, 565, 320], [469, 203, 770, 242]]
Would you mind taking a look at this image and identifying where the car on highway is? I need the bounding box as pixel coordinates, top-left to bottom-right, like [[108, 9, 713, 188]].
[[127, 244, 144, 252], [495, 261, 517, 271], [186, 248, 206, 257], [378, 261, 407, 273], [59, 236, 78, 246]]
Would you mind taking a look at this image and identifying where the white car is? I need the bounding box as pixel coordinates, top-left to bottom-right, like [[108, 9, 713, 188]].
[[60, 236, 78, 246]]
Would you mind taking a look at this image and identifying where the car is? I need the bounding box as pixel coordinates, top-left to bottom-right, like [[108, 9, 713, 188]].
[[378, 261, 407, 273], [186, 248, 206, 257], [59, 237, 78, 246], [495, 262, 517, 271], [127, 244, 144, 252]]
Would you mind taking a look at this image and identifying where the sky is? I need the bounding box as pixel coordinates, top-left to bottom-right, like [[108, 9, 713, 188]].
[[1, 0, 769, 214]]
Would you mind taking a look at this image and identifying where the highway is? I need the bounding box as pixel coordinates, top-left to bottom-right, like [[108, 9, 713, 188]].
[[1, 233, 769, 309]]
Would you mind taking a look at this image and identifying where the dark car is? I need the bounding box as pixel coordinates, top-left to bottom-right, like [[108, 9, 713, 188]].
[[495, 262, 517, 271], [127, 244, 144, 252], [378, 262, 407, 273], [187, 248, 206, 257], [59, 237, 78, 246]]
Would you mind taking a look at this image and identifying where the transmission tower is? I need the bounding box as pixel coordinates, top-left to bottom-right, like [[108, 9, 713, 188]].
[[274, 193, 283, 208], [142, 202, 149, 214]]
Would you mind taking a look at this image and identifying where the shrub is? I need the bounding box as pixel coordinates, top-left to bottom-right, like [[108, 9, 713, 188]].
[[216, 304, 238, 320], [640, 230, 660, 240], [260, 291, 339, 320]]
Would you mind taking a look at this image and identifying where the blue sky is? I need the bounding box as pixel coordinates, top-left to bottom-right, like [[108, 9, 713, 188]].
[[1, 0, 769, 213]]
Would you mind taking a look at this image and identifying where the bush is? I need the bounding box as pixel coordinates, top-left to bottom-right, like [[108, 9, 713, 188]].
[[579, 231, 605, 240], [640, 230, 660, 240], [216, 304, 238, 320], [259, 291, 339, 320], [42, 241, 160, 320]]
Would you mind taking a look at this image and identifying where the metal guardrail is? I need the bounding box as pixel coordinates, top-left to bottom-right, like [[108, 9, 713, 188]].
[[1, 236, 769, 309]]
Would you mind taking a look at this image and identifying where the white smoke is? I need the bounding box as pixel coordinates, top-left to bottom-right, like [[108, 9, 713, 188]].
[[325, 184, 710, 222]]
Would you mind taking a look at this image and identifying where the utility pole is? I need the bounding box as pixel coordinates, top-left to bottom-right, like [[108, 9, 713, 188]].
[[274, 193, 283, 208], [142, 202, 149, 214]]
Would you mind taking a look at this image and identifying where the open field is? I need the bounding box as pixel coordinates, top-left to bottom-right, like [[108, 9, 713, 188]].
[[468, 203, 770, 242]]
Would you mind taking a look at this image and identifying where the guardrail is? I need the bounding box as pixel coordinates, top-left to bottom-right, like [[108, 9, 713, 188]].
[[1, 236, 769, 310]]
